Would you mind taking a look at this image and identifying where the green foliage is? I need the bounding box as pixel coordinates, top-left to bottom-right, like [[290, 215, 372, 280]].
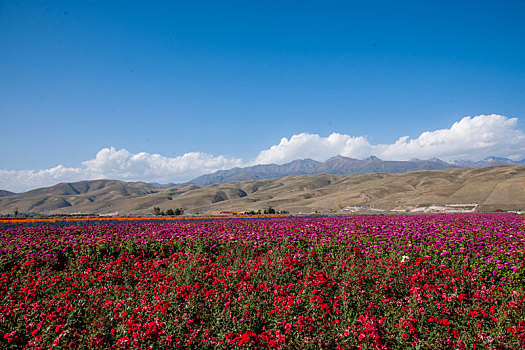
[[247, 207, 289, 215], [153, 206, 162, 215], [155, 207, 183, 216], [264, 206, 276, 214]]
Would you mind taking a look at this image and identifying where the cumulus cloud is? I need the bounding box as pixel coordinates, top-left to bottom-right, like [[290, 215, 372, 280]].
[[2, 114, 525, 192], [80, 147, 243, 181], [0, 166, 84, 193], [375, 114, 525, 161], [254, 114, 525, 164], [0, 148, 243, 192], [254, 133, 373, 164]]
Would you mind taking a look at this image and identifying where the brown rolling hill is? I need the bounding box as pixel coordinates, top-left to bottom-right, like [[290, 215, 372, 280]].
[[1, 166, 525, 215], [0, 190, 15, 197]]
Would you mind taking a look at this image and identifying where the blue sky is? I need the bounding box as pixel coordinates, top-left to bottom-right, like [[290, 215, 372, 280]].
[[1, 1, 525, 191]]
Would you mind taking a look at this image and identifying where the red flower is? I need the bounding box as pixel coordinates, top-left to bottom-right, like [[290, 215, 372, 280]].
[[438, 319, 449, 325]]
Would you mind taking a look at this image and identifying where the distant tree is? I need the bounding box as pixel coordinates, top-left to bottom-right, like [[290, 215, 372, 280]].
[[264, 207, 276, 214], [153, 206, 162, 215], [174, 208, 184, 215], [165, 208, 175, 215], [13, 207, 18, 218]]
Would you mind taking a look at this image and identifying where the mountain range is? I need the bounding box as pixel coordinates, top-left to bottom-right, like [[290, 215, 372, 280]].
[[449, 156, 525, 168], [188, 156, 456, 185], [2, 163, 525, 216], [187, 155, 525, 186]]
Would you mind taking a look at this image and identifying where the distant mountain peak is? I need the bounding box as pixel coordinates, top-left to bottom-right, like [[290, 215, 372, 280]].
[[448, 156, 522, 168], [150, 182, 177, 187], [289, 158, 319, 165], [428, 158, 450, 165], [327, 155, 346, 160], [483, 156, 513, 162], [188, 155, 458, 185], [325, 155, 360, 162]]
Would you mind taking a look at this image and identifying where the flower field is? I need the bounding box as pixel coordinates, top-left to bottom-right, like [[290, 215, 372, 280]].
[[1, 214, 525, 349]]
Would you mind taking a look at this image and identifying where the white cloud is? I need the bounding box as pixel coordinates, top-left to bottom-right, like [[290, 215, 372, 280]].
[[1, 114, 525, 192], [254, 114, 525, 164], [0, 148, 243, 192], [0, 166, 84, 193], [376, 114, 525, 161], [253, 133, 372, 164], [80, 147, 243, 181]]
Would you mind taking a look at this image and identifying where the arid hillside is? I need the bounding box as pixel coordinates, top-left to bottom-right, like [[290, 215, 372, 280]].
[[1, 166, 525, 215]]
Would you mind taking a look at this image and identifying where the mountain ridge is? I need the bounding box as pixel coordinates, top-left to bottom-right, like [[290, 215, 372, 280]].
[[188, 156, 456, 186], [2, 165, 525, 216], [450, 156, 525, 168], [0, 190, 15, 197]]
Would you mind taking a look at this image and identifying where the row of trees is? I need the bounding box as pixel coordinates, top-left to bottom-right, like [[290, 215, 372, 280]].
[[153, 207, 184, 216], [153, 206, 288, 216], [246, 207, 289, 215]]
